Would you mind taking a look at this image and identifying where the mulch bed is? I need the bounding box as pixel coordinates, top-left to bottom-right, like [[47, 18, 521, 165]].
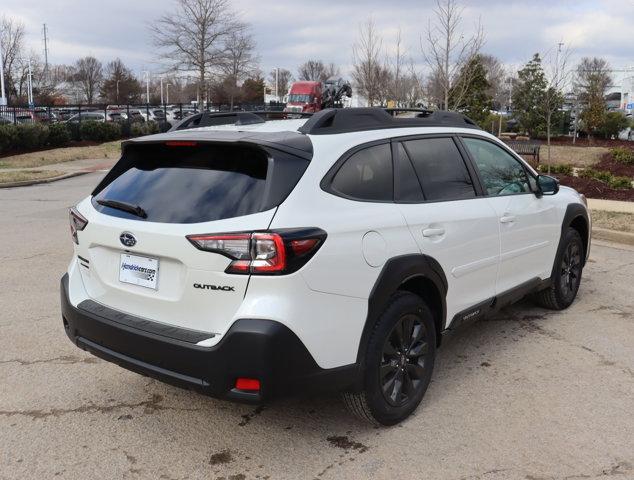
[[593, 153, 634, 177], [555, 174, 634, 201]]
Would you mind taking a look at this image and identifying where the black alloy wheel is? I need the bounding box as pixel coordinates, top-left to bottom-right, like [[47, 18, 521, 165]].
[[560, 241, 582, 300], [380, 314, 429, 407]]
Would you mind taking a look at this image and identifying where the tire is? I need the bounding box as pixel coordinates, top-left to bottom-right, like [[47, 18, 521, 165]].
[[342, 291, 436, 425], [533, 227, 584, 310]]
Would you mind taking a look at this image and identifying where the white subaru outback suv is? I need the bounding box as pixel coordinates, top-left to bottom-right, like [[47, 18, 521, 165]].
[[61, 108, 590, 425]]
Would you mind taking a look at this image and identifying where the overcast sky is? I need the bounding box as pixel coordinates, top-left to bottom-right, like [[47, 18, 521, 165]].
[[4, 0, 634, 84]]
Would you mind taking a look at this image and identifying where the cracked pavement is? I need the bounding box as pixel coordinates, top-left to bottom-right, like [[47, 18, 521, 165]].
[[0, 173, 633, 480]]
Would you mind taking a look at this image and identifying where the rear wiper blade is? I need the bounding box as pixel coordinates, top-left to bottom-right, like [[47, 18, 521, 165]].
[[97, 199, 147, 219]]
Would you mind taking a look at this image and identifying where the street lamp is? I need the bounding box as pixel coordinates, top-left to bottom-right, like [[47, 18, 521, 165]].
[[0, 33, 6, 106], [142, 71, 150, 104]]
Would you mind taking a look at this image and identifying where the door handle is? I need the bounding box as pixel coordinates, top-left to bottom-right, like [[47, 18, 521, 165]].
[[500, 215, 516, 223], [422, 228, 446, 237]]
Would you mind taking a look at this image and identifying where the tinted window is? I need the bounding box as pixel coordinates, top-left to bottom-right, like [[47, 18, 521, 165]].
[[93, 144, 274, 223], [395, 143, 424, 202], [463, 137, 530, 196], [330, 143, 393, 201], [403, 138, 475, 201]]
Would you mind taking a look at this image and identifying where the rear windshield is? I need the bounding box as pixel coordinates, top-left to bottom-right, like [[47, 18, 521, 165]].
[[92, 143, 309, 224]]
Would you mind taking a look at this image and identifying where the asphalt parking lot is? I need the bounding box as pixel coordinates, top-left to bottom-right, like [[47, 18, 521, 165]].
[[1, 173, 632, 480]]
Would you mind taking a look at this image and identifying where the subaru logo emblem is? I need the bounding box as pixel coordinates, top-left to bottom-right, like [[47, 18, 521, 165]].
[[119, 232, 137, 247]]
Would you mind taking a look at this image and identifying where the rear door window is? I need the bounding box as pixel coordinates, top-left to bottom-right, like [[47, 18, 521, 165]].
[[329, 143, 393, 201], [402, 137, 476, 201], [92, 143, 308, 224]]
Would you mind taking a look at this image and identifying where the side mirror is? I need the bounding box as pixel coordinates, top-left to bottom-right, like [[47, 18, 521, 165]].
[[537, 174, 559, 196]]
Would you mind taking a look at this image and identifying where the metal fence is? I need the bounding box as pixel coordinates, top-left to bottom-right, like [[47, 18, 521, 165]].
[[0, 102, 286, 126]]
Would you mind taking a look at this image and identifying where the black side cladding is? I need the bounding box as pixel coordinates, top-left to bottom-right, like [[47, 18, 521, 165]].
[[356, 254, 448, 367]]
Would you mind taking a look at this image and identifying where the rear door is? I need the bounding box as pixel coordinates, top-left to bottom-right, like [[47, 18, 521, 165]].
[[394, 136, 500, 325], [460, 136, 559, 294], [74, 141, 309, 335]]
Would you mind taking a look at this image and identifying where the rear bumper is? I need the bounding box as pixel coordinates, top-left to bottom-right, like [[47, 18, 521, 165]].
[[60, 274, 358, 402]]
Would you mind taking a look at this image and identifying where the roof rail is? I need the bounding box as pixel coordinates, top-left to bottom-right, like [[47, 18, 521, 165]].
[[297, 108, 480, 135], [170, 110, 313, 131]]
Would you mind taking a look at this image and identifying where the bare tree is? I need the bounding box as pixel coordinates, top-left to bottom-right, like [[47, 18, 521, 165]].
[[541, 45, 571, 169], [220, 27, 258, 109], [296, 60, 321, 82], [352, 18, 384, 106], [479, 54, 506, 110], [0, 15, 25, 101], [422, 0, 484, 110], [151, 0, 240, 109], [73, 56, 103, 104], [389, 29, 408, 106], [268, 68, 293, 98]]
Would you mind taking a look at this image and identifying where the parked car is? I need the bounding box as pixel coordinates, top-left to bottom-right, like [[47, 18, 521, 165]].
[[66, 112, 106, 123], [34, 108, 58, 123], [62, 108, 591, 425]]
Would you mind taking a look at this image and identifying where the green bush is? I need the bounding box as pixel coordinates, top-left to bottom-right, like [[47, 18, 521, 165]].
[[539, 163, 573, 175], [80, 121, 121, 142], [610, 147, 634, 165], [15, 123, 49, 150], [47, 123, 71, 147], [599, 112, 630, 139], [609, 176, 633, 189], [130, 120, 160, 137], [595, 170, 613, 183], [0, 124, 19, 153]]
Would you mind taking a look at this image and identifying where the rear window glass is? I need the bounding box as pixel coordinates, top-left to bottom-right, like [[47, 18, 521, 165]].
[[92, 144, 273, 224], [330, 143, 393, 201]]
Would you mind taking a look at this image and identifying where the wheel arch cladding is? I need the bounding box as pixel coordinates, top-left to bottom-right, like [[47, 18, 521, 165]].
[[357, 254, 448, 365], [562, 203, 590, 267]]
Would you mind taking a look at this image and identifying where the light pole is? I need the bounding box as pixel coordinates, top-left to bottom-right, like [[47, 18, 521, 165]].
[[142, 71, 150, 104], [27, 59, 34, 107], [0, 33, 6, 106], [116, 80, 120, 104], [160, 78, 164, 105], [166, 83, 171, 104]]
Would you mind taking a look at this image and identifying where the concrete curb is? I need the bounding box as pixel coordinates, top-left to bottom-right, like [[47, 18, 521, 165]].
[[592, 227, 634, 246], [0, 171, 90, 188]]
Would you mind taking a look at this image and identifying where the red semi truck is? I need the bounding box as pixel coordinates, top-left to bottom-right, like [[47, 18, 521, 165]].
[[284, 78, 352, 113], [284, 81, 322, 113]]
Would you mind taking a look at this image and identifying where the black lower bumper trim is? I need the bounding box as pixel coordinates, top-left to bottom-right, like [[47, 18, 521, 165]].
[[60, 274, 359, 401]]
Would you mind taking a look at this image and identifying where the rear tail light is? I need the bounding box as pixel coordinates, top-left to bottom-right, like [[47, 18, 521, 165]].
[[187, 228, 326, 275], [69, 207, 88, 244], [235, 378, 260, 391]]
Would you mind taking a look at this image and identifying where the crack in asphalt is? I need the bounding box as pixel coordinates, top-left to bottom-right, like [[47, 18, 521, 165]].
[[0, 393, 198, 419], [518, 319, 634, 379], [0, 355, 100, 366]]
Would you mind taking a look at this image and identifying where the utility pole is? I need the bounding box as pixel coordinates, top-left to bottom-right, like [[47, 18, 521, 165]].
[[116, 80, 120, 103], [166, 83, 171, 104], [0, 32, 6, 106], [160, 78, 164, 104]]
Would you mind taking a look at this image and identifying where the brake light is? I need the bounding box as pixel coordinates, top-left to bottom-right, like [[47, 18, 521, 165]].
[[165, 141, 197, 147], [69, 207, 88, 244], [186, 228, 326, 275]]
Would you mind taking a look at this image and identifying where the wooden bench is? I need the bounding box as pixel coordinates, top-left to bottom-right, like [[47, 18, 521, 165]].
[[505, 140, 541, 164]]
